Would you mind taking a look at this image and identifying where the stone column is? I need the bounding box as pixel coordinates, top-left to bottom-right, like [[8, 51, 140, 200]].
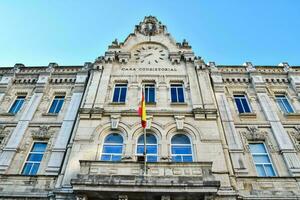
[[184, 53, 203, 109], [211, 72, 247, 174], [45, 73, 87, 174], [83, 69, 103, 109], [0, 73, 47, 173], [251, 72, 300, 175]]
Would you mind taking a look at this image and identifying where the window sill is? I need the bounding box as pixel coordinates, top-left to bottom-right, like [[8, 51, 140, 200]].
[[238, 112, 257, 119], [109, 102, 126, 105], [284, 113, 300, 120], [42, 113, 59, 116], [0, 112, 16, 116], [170, 102, 187, 105]]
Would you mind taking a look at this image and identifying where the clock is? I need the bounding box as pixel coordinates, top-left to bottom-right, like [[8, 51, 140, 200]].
[[133, 44, 168, 64]]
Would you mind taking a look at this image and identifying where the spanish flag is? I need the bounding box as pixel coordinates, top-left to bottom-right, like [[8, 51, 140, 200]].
[[138, 91, 147, 128]]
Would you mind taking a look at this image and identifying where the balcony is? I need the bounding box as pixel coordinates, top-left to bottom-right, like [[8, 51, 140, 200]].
[[71, 161, 220, 200]]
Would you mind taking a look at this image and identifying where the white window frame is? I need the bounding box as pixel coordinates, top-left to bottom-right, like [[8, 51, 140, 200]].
[[275, 95, 294, 114], [8, 95, 26, 114], [143, 83, 156, 103], [233, 94, 252, 113], [100, 133, 124, 161], [135, 133, 159, 162], [249, 142, 277, 177], [170, 83, 185, 103], [21, 141, 47, 175], [170, 134, 194, 162], [47, 95, 65, 114], [112, 83, 128, 103]]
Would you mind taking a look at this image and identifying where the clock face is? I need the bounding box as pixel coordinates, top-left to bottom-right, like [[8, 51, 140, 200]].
[[133, 44, 168, 64]]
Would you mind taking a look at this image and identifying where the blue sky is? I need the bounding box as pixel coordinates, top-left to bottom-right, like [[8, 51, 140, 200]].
[[0, 0, 299, 66]]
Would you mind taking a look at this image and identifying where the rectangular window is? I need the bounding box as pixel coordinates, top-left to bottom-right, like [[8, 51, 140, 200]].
[[234, 95, 251, 113], [144, 84, 155, 103], [170, 84, 185, 103], [112, 84, 127, 103], [275, 95, 294, 114], [48, 96, 65, 114], [8, 96, 26, 114], [249, 143, 276, 177], [22, 142, 47, 175]]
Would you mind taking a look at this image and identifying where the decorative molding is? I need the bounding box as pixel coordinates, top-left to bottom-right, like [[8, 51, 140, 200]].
[[31, 126, 53, 140], [240, 126, 278, 153], [135, 16, 166, 36], [288, 126, 300, 152], [174, 115, 185, 130], [111, 114, 121, 129], [0, 125, 10, 149], [146, 115, 153, 129]]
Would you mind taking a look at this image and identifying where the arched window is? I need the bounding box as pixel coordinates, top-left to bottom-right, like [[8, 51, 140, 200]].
[[171, 134, 193, 162], [137, 133, 158, 162], [101, 133, 123, 161]]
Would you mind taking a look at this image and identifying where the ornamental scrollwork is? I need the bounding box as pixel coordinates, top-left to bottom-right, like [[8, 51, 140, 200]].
[[0, 125, 10, 149], [31, 126, 53, 140], [240, 125, 278, 153], [288, 125, 300, 152]]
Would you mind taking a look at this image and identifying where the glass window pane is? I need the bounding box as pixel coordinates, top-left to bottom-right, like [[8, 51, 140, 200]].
[[104, 134, 123, 143], [49, 100, 58, 113], [147, 156, 157, 162], [235, 98, 244, 113], [171, 146, 192, 154], [101, 155, 111, 161], [137, 145, 144, 154], [55, 99, 64, 113], [265, 164, 276, 176], [171, 87, 177, 102], [148, 88, 155, 103], [253, 155, 270, 163], [113, 87, 120, 102], [255, 164, 266, 176], [172, 156, 182, 162], [171, 134, 190, 144], [146, 145, 157, 154], [28, 154, 43, 162], [103, 145, 122, 153], [30, 163, 40, 175], [138, 134, 157, 144], [9, 97, 25, 114], [111, 155, 122, 161], [282, 98, 294, 113], [32, 143, 47, 152], [241, 98, 251, 113], [119, 88, 127, 102], [249, 143, 266, 154], [22, 163, 32, 175], [183, 156, 193, 162], [177, 87, 184, 102]]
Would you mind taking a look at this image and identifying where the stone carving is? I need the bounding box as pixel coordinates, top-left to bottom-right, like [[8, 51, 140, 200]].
[[0, 125, 10, 149], [288, 126, 300, 151], [241, 126, 278, 153], [111, 115, 121, 129], [31, 126, 53, 139], [174, 115, 185, 130], [136, 16, 165, 36]]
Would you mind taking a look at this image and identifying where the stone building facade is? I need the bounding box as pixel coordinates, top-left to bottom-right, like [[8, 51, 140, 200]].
[[0, 16, 300, 200], [0, 63, 89, 199]]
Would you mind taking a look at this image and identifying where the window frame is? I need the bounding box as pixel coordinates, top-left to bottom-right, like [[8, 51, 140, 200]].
[[170, 83, 185, 103], [8, 95, 26, 114], [143, 83, 156, 104], [112, 83, 128, 103], [21, 142, 47, 176], [48, 95, 65, 114], [275, 94, 294, 114], [233, 94, 252, 114], [136, 133, 158, 162], [100, 133, 124, 162], [170, 134, 194, 162], [249, 142, 277, 177]]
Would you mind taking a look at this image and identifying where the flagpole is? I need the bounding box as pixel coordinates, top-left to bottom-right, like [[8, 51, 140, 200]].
[[143, 127, 147, 175]]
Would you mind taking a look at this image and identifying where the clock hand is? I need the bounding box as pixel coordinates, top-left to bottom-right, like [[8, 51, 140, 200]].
[[144, 53, 153, 58]]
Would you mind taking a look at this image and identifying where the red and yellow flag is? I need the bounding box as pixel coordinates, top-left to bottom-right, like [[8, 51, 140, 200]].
[[138, 91, 147, 128]]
